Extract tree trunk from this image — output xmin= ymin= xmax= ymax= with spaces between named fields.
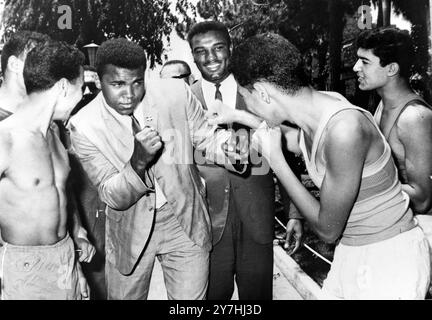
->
xmin=382 ymin=0 xmax=391 ymax=26
xmin=377 ymin=0 xmax=383 ymax=27
xmin=328 ymin=0 xmax=344 ymax=91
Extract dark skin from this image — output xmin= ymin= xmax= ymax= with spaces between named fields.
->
xmin=99 ymin=64 xmax=162 ymax=180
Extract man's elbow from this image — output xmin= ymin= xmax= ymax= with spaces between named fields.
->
xmin=316 ymin=229 xmax=341 ymax=244
xmin=99 ymin=186 xmax=134 ymax=211
xmin=412 ymin=198 xmax=432 ymax=215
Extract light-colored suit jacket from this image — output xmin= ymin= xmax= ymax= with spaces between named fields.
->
xmin=69 ymin=78 xmax=238 ymax=275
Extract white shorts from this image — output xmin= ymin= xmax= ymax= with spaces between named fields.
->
xmin=415 ymin=215 xmax=432 ymax=255
xmin=321 ymin=226 xmax=430 ymax=300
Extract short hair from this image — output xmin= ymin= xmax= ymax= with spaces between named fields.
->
xmin=162 ymin=60 xmax=191 ymax=71
xmin=356 ymin=27 xmax=414 ymax=79
xmin=24 ymin=40 xmax=85 ymax=94
xmin=187 ymin=21 xmax=231 ymax=48
xmin=1 ymin=30 xmax=51 ymax=78
xmin=160 ymin=60 xmax=191 ymax=76
xmin=231 ymin=32 xmax=309 ymax=95
xmin=95 ymin=38 xmax=146 ymax=77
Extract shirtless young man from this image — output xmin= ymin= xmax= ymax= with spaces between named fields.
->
xmin=209 ymin=33 xmax=430 ymax=299
xmin=0 ymin=40 xmax=86 ymax=299
xmin=353 ymin=27 xmax=432 ymax=240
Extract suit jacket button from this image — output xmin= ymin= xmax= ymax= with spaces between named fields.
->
xmin=224 ymin=186 xmax=229 ymax=193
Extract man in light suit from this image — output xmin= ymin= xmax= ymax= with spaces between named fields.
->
xmin=188 ymin=21 xmax=303 ymax=300
xmin=69 ymin=38 xmax=245 ymax=300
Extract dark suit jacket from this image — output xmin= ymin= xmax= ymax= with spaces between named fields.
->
xmin=192 ymin=79 xmax=279 ymax=245
xmin=69 ymin=79 xmax=241 ymax=275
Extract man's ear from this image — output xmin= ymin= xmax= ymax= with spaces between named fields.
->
xmin=253 ymin=82 xmax=271 ymax=104
xmin=57 ymin=78 xmax=69 ymax=97
xmin=7 ymin=55 xmax=24 ymax=74
xmin=387 ymin=62 xmax=400 ymax=77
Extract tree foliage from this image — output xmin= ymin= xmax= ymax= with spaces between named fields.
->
xmin=2 ymin=0 xmax=190 ymax=67
xmin=194 ymin=0 xmax=363 ymax=90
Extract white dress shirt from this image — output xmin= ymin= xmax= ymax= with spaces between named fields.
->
xmin=201 ymin=74 xmax=238 ymax=111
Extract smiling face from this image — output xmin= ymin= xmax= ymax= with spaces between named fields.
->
xmin=191 ymin=30 xmax=231 ymax=83
xmin=100 ymin=64 xmax=145 ymax=116
xmin=353 ymin=48 xmax=390 ymax=91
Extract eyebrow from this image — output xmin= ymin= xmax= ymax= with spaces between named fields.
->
xmin=357 ymin=54 xmax=371 ymax=62
xmin=193 ymin=41 xmax=228 ymax=51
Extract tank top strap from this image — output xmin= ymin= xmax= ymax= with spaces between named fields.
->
xmin=377 ymin=93 xmax=430 ymax=139
xmin=310 ymin=102 xmax=385 ymax=166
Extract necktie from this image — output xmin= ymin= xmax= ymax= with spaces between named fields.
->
xmin=215 ymin=83 xmax=223 ymax=102
xmin=130 ymin=114 xmax=141 ymax=134
xmin=130 ymin=114 xmax=155 ymax=190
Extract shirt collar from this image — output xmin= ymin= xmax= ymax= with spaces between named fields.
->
xmin=201 ymin=73 xmax=236 ymax=91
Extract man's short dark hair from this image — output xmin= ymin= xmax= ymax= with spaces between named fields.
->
xmin=24 ymin=41 xmax=85 ymax=94
xmin=231 ymin=32 xmax=309 ymax=95
xmin=1 ymin=30 xmax=51 ymax=78
xmin=95 ymin=38 xmax=146 ymax=77
xmin=187 ymin=21 xmax=231 ymax=48
xmin=356 ymin=27 xmax=414 ymax=79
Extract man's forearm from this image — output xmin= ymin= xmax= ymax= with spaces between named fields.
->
xmin=130 ymin=140 xmax=152 ymax=180
xmin=234 ymin=109 xmax=262 ymax=129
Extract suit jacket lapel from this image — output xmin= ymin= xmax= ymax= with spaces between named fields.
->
xmin=98 ymin=95 xmax=134 ymax=168
xmin=192 ymin=79 xmax=208 ymax=110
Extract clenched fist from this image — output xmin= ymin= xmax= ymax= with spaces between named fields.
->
xmin=134 ymin=126 xmax=163 ymax=161
xmin=130 ymin=126 xmax=163 ymax=177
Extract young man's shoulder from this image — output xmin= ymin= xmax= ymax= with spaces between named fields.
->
xmin=397 ymin=102 xmax=432 ymax=132
xmin=325 ymin=110 xmax=370 ymax=149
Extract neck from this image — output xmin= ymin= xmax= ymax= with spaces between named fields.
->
xmin=18 ymin=90 xmax=59 ymax=137
xmin=376 ymin=77 xmax=413 ymax=109
xmin=277 ymin=87 xmax=324 ymax=138
xmin=0 ymin=78 xmax=27 ymax=113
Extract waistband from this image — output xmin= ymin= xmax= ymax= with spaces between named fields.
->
xmin=340 ymin=216 xmax=416 ymax=246
xmin=0 ymin=233 xmax=72 ymax=252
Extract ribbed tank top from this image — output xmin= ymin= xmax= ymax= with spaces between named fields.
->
xmin=299 ymin=93 xmax=415 ymax=246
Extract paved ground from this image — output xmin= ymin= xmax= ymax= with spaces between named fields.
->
xmin=147 ymin=256 xmax=303 ymax=300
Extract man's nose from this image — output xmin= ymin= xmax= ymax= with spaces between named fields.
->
xmin=353 ymin=59 xmax=361 ymax=72
xmin=206 ymin=49 xmax=217 ymax=62
xmin=123 ymin=85 xmax=135 ymax=98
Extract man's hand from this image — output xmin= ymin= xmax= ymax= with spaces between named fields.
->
xmin=206 ymin=100 xmax=240 ymax=125
xmin=134 ymin=126 xmax=163 ymax=163
xmin=130 ymin=126 xmax=163 ymax=176
xmin=284 ymin=219 xmax=303 ymax=255
xmin=75 ymin=238 xmax=96 ymax=263
xmin=76 ymin=262 xmax=90 ymax=300
xmin=73 ymin=227 xmax=96 ymax=263
xmin=251 ymin=124 xmax=284 ymax=165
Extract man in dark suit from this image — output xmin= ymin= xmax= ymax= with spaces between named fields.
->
xmin=188 ymin=21 xmax=303 ymax=300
